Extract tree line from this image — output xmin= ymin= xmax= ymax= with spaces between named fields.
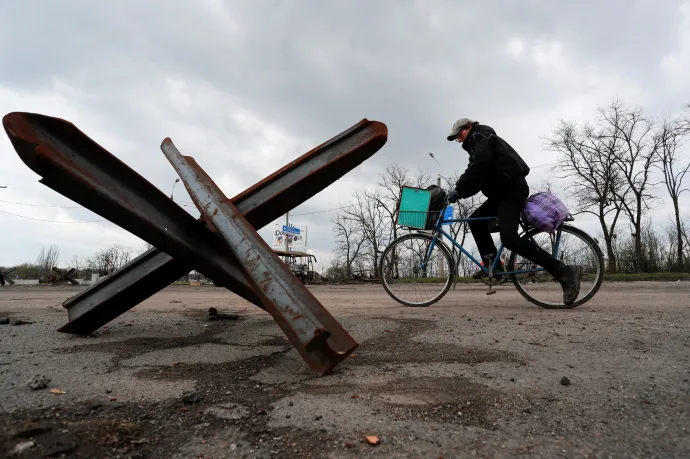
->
xmin=0 ymin=242 xmax=212 ymax=284
xmin=0 ymin=243 xmax=145 ymax=281
xmin=327 ymin=99 xmax=690 ymax=280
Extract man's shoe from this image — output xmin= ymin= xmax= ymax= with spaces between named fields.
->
xmin=473 ymin=255 xmax=505 ymax=279
xmin=559 ymin=265 xmax=583 ymax=305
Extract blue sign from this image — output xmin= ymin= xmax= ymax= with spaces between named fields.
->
xmin=441 ymin=206 xmax=454 ymax=225
xmin=282 ymin=225 xmax=300 ymax=235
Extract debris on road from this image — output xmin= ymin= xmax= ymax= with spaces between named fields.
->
xmin=182 ymin=392 xmax=203 ymax=404
xmin=10 ymin=318 xmax=32 ymax=326
xmin=208 ymin=307 xmax=240 ymax=321
xmin=26 ymin=375 xmax=51 ymax=390
xmin=49 ymin=388 xmax=66 ymax=394
xmin=560 ymin=376 xmax=571 ymax=386
xmin=0 ymin=317 xmax=10 ymax=325
xmin=13 ymin=440 xmax=35 ymax=454
xmin=365 ymin=435 xmax=380 ymax=446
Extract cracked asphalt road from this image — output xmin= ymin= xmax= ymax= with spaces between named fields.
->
xmin=1 ymin=282 xmax=689 ymax=458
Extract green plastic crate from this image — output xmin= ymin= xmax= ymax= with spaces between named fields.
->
xmin=397 ymin=186 xmax=431 ymax=229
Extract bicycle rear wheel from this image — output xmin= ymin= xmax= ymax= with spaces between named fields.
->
xmin=379 ymin=233 xmax=455 ymax=307
xmin=507 ymin=224 xmax=604 ymax=309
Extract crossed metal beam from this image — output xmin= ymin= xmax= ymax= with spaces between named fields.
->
xmin=52 ymin=267 xmax=80 ymax=285
xmin=2 ymin=112 xmax=388 ymax=375
xmin=0 ymin=267 xmax=16 ymax=286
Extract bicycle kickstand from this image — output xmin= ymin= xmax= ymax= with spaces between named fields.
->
xmin=486 ymin=266 xmax=497 ymax=296
xmin=487 ymin=279 xmax=496 ymax=295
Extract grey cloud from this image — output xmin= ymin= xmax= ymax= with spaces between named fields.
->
xmin=1 ymin=0 xmax=688 ymax=266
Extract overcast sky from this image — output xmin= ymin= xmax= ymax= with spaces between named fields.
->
xmin=1 ymin=0 xmax=690 ymax=272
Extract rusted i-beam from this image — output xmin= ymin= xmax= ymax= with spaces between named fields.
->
xmin=2 ymin=112 xmax=387 ymax=333
xmin=3 ymin=111 xmax=387 ymax=374
xmin=52 ymin=267 xmax=80 ymax=285
xmin=162 ymin=138 xmax=357 ymax=374
xmin=0 ymin=267 xmax=16 ymax=286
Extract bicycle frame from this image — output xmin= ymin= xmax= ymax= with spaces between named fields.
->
xmin=420 ymin=212 xmax=562 ymax=277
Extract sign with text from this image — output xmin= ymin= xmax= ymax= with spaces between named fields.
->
xmin=273 ymin=224 xmax=307 ymax=251
xmin=282 ymin=225 xmax=300 ymax=235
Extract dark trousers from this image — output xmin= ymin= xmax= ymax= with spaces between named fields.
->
xmin=468 ymin=180 xmax=564 ymax=277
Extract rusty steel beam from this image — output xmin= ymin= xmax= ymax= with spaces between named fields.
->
xmin=162 ymin=138 xmax=357 ymax=374
xmin=3 ymin=112 xmax=265 ymax=311
xmin=0 ymin=267 xmax=16 ymax=286
xmin=57 ymin=118 xmax=387 ymax=335
xmin=2 ymin=112 xmax=387 ymax=335
xmin=52 ymin=267 xmax=80 ymax=285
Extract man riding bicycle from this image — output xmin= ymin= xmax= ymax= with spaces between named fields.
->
xmin=446 ymin=118 xmax=583 ymax=305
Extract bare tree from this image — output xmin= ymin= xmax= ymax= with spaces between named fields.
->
xmin=88 ymin=245 xmax=134 ymax=276
xmin=68 ymin=255 xmax=83 ymax=278
xmin=36 ymin=245 xmax=60 ymax=280
xmin=544 ymin=117 xmax=626 ymax=273
xmin=599 ymin=100 xmax=661 ymax=273
xmin=332 ymin=214 xmax=366 ymax=278
xmin=340 ymin=190 xmax=390 ymax=277
xmin=654 ymin=112 xmax=690 ymax=270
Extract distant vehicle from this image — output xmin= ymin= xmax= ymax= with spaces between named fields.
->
xmin=274 ymin=250 xmax=318 ymax=284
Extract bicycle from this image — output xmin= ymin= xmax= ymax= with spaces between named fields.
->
xmin=378 ymin=187 xmax=604 ymax=309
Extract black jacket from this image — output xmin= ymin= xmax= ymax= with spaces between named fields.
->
xmin=453 ymin=124 xmax=530 ymax=199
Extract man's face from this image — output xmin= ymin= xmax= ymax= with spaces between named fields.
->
xmin=455 ymin=125 xmax=471 ymax=143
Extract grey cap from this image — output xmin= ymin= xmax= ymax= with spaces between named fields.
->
xmin=446 ymin=117 xmax=477 ymax=141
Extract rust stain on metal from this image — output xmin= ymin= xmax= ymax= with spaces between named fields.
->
xmin=2 ymin=111 xmax=385 ymax=375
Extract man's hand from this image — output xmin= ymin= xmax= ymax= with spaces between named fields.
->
xmin=448 ymin=188 xmax=459 ymax=203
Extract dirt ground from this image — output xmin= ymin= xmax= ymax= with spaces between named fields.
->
xmin=0 ymin=281 xmax=689 ymax=458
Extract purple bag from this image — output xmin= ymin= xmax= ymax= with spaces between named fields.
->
xmin=522 ymin=192 xmax=569 ymax=233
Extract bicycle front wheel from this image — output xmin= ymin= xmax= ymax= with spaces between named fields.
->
xmin=507 ymin=224 xmax=604 ymax=309
xmin=379 ymin=233 xmax=455 ymax=307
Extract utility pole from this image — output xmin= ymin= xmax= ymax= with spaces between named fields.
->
xmin=284 ymin=211 xmax=289 ymax=252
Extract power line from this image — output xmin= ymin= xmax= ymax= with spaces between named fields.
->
xmin=290 ymin=206 xmax=347 ymax=216
xmin=531 ymin=162 xmax=558 ymax=169
xmin=0 ymin=198 xmax=83 ymax=208
xmin=0 ymin=207 xmax=107 ymax=223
